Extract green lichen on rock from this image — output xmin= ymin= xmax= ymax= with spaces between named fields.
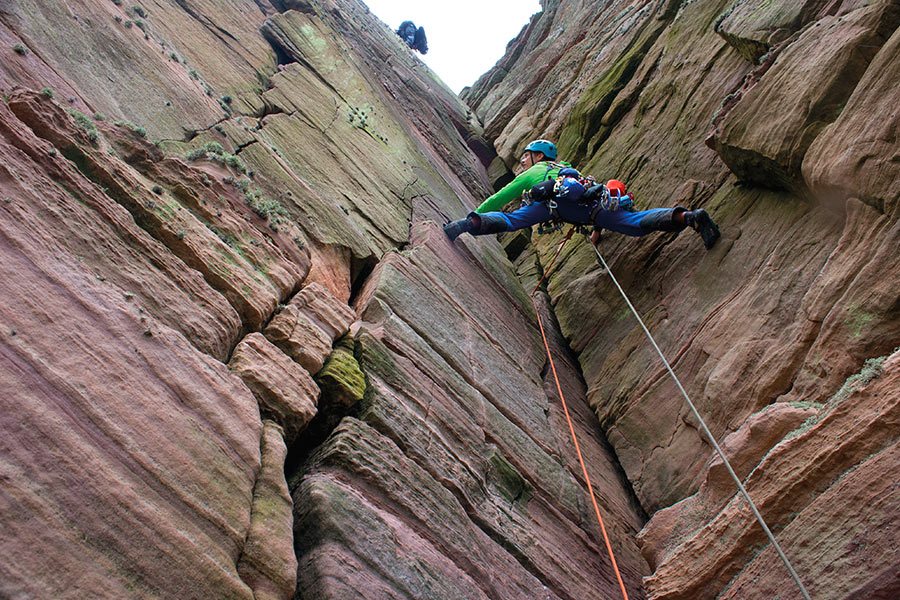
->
xmin=316 ymin=336 xmax=366 ymax=409
xmin=786 ymin=348 xmax=896 ymax=439
xmin=557 ymin=26 xmax=658 ymax=163
xmin=355 ymin=331 xmax=402 ymax=394
xmin=488 ymin=450 xmax=532 ymax=506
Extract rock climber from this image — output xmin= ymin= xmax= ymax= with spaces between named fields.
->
xmin=442 ymin=139 xmax=720 ymax=249
xmin=397 ymin=21 xmax=428 ymax=55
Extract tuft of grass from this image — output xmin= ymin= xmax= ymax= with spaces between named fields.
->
xmin=184 ymin=141 xmax=246 ymax=173
xmin=40 ymin=87 xmax=54 ymax=99
xmin=227 ymin=178 xmax=288 ymax=231
xmin=13 ymin=44 xmax=28 ymax=56
xmin=218 ymin=95 xmax=233 ymax=114
xmin=249 ymin=195 xmax=288 ymax=230
xmin=124 ymin=20 xmax=133 ymax=28
xmin=132 ymin=5 xmax=147 ymax=18
xmin=785 ymin=349 xmax=896 ymax=440
xmin=68 ymin=109 xmax=100 ymax=143
xmin=223 ymin=154 xmax=244 ymax=171
xmin=184 ymin=141 xmax=224 ymax=159
xmin=113 ymin=120 xmax=147 ymax=137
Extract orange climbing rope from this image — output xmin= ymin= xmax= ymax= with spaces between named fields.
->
xmin=528 ymin=227 xmax=810 ymax=600
xmin=531 ymin=228 xmax=630 ymax=600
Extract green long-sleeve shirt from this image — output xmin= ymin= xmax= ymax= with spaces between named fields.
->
xmin=475 ymin=160 xmax=571 ymax=214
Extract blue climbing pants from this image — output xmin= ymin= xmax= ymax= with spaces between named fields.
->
xmin=489 ymin=202 xmax=684 ymax=237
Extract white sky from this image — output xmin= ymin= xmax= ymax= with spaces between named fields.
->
xmin=363 ymin=0 xmax=543 ymax=93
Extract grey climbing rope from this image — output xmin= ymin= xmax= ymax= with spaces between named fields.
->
xmin=591 ymin=242 xmax=812 ymax=600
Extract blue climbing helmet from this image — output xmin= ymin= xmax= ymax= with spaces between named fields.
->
xmin=523 ymin=139 xmax=558 ymax=161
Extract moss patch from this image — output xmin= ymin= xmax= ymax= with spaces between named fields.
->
xmin=557 ymin=24 xmax=661 ymax=163
xmin=488 ymin=450 xmax=532 ymax=506
xmin=316 ymin=336 xmax=366 ymax=409
xmin=356 ymin=331 xmax=403 ymax=393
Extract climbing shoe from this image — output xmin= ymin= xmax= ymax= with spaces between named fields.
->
xmin=685 ymin=209 xmax=720 ymax=249
xmin=475 ymin=213 xmax=509 ymax=235
xmin=443 ymin=217 xmax=472 ymax=241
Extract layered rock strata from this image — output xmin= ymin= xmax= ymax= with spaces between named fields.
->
xmin=295 ymin=223 xmax=649 ymax=599
xmin=0 ymin=0 xmax=652 ymax=598
xmin=2 ymin=0 xmax=897 ymax=597
xmin=466 ymin=0 xmax=899 ymax=597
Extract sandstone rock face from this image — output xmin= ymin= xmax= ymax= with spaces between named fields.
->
xmin=0 ymin=233 xmax=264 ymax=598
xmin=265 ymin=305 xmax=334 ymax=374
xmin=712 ymin=1 xmax=900 ymax=191
xmin=0 ymin=0 xmax=525 ymax=598
xmin=0 ymin=96 xmax=241 ymax=361
xmin=2 ymin=0 xmax=897 ymax=597
xmin=645 ymin=351 xmax=900 ymax=599
xmin=468 ymin=0 xmax=899 ymax=597
xmin=803 ymin=22 xmax=900 ymax=212
xmin=237 ymin=420 xmax=298 ymax=600
xmin=296 ymin=222 xmax=649 ymax=599
xmin=714 ymin=0 xmax=861 ymax=62
xmin=229 ymin=333 xmax=319 ymax=444
xmin=636 ymin=402 xmax=818 ymax=570
xmin=290 ymin=282 xmax=356 ymax=340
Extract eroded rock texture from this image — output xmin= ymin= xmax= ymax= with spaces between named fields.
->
xmin=296 ymin=223 xmax=648 ymax=599
xmin=1 ymin=0 xmax=651 ymax=597
xmin=2 ymin=0 xmax=897 ymax=598
xmin=466 ymin=0 xmax=899 ymax=597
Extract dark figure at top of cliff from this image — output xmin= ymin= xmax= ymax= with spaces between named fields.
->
xmin=397 ymin=21 xmax=428 ymax=54
xmin=442 ymin=139 xmax=720 ymax=249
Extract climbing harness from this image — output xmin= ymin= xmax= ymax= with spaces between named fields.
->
xmin=530 ymin=228 xmax=631 ymax=600
xmin=530 ymin=231 xmax=813 ymax=600
xmin=525 ymin=169 xmax=636 ymax=237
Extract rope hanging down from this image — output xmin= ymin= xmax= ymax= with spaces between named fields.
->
xmin=530 ymin=231 xmax=631 ymax=600
xmin=590 ymin=242 xmax=812 ymax=600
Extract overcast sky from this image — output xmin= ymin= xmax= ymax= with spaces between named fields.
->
xmin=363 ymin=0 xmax=543 ymax=93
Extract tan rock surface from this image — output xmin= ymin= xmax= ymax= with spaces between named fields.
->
xmin=236 ymin=421 xmax=298 ymax=600
xmin=288 ymin=282 xmax=355 ymax=340
xmin=229 ymin=333 xmax=319 ymax=444
xmin=0 ymin=0 xmax=504 ymax=597
xmin=0 ymin=0 xmax=265 ymax=139
xmin=645 ymin=351 xmax=900 ymax=599
xmin=468 ymin=0 xmax=899 ymax=596
xmin=0 ymin=93 xmax=240 ymax=360
xmin=7 ymin=89 xmax=303 ymax=333
xmin=0 ymin=231 xmax=263 ymax=598
xmin=264 ymin=304 xmax=333 ymax=374
xmin=637 ymin=403 xmax=818 ymax=569
xmin=803 ymin=23 xmax=900 ymax=212
xmin=295 ymin=222 xmax=651 ymax=598
xmin=712 ymin=2 xmax=900 ymax=191
xmin=2 ymin=0 xmax=897 ymax=597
